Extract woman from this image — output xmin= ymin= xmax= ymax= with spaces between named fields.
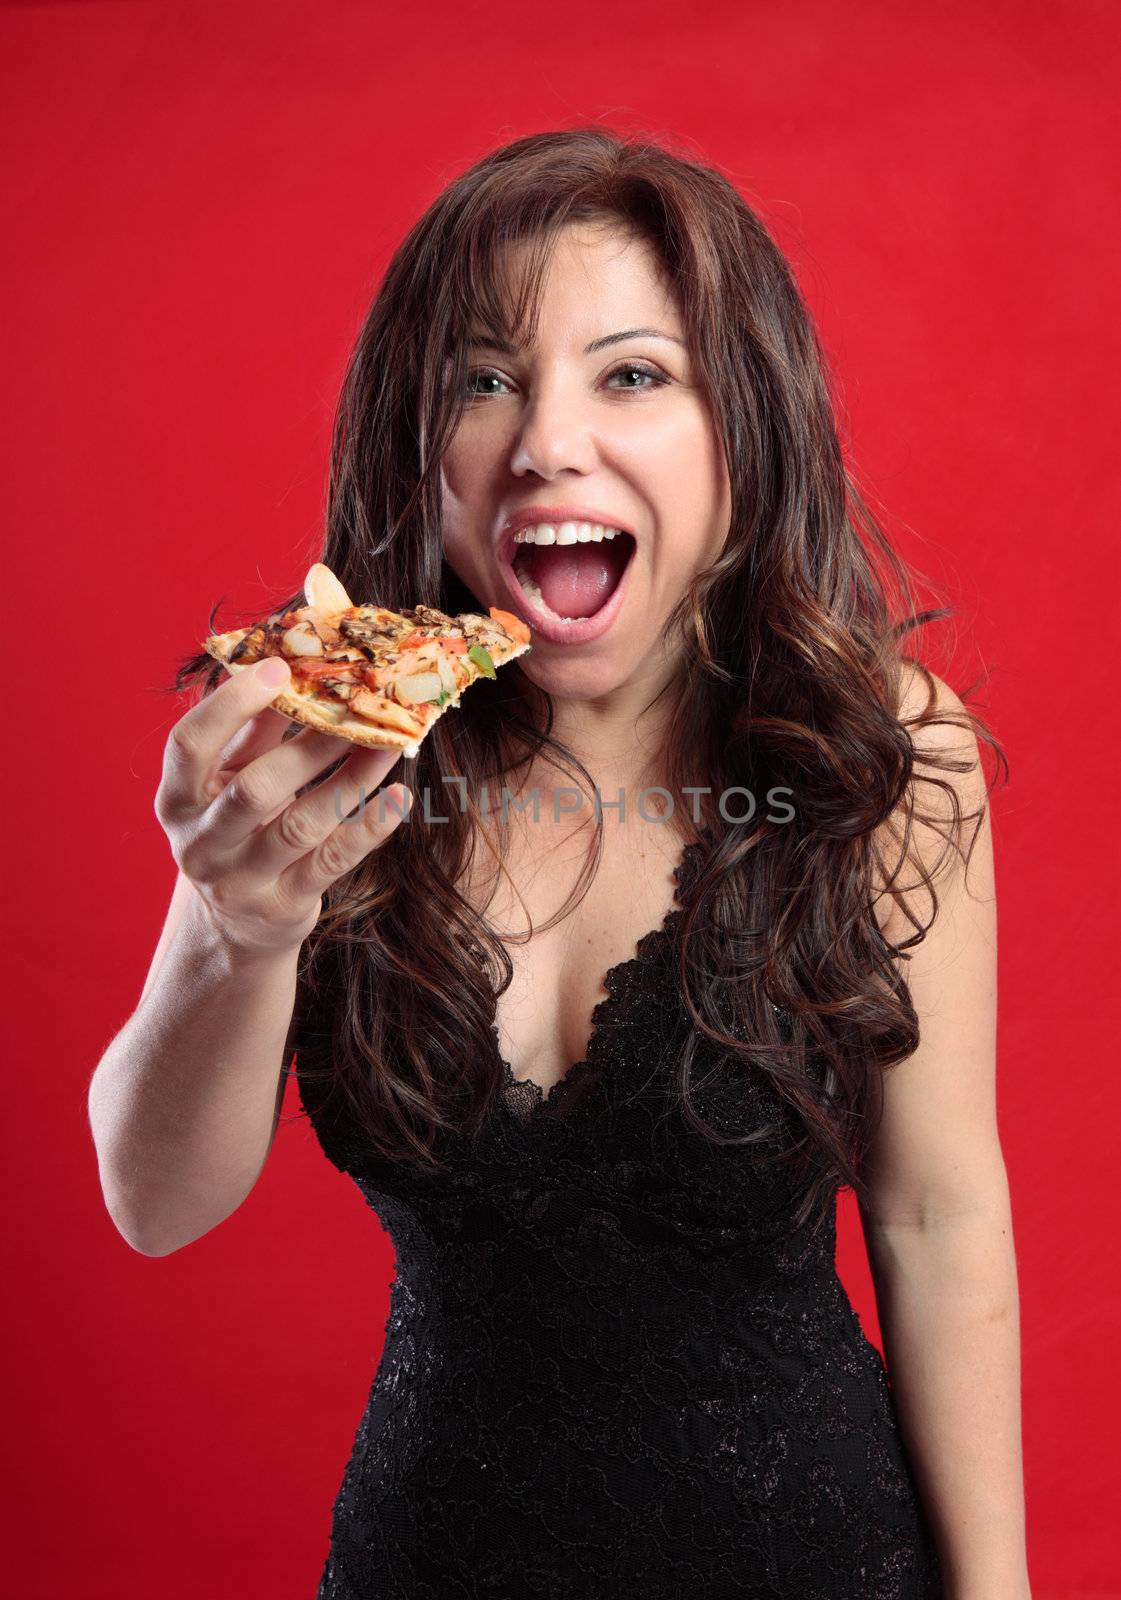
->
xmin=92 ymin=130 xmax=1029 ymax=1596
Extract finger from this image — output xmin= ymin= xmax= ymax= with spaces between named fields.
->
xmin=201 ymin=734 xmax=403 ymax=862
xmin=246 ymin=745 xmax=406 ymax=875
xmin=280 ymin=780 xmax=412 ymax=905
xmin=160 ymin=658 xmax=295 ymax=819
xmin=211 ymin=709 xmax=344 ymax=796
xmin=215 ymin=704 xmax=294 ymax=775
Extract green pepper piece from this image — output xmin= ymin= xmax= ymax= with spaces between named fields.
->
xmin=467 ymin=643 xmax=496 ymax=680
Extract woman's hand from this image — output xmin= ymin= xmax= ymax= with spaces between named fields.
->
xmin=154 ymin=658 xmax=411 ymax=956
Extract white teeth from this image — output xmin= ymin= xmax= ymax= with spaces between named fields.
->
xmin=513 ymin=521 xmax=624 ymax=545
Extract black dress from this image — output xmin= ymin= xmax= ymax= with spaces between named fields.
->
xmin=296 ymin=839 xmax=945 ymax=1598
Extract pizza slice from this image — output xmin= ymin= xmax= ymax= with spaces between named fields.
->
xmin=203 ymin=562 xmax=532 ymax=758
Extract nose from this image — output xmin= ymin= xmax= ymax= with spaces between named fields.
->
xmin=508 ymin=378 xmax=598 ymax=480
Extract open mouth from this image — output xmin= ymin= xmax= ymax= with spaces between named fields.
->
xmin=511 ymin=532 xmax=636 ymax=624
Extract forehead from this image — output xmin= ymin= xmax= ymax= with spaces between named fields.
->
xmin=474 ymin=222 xmax=682 ymax=341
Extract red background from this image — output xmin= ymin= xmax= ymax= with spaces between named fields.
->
xmin=3 ymin=1 xmax=1117 ymax=1594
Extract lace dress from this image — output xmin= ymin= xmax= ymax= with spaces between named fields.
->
xmin=295 ymin=840 xmax=945 ymax=1598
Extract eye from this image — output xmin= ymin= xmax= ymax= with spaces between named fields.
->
xmin=604 ymin=361 xmax=670 ymax=391
xmin=464 ymin=368 xmax=513 ymax=397
xmin=463 ymin=361 xmax=672 ymax=399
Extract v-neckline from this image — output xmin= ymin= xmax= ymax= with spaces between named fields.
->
xmin=492 ymin=836 xmax=705 ymax=1128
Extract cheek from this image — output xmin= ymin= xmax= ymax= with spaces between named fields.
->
xmin=438 ymin=460 xmax=471 ymax=568
xmin=439 ymin=511 xmax=476 ymax=578
xmin=439 ymin=439 xmax=482 ymax=519
xmin=440 ymin=424 xmax=503 ymax=531
xmin=622 ymin=406 xmax=720 ymax=488
xmin=440 ymin=437 xmax=470 ymax=499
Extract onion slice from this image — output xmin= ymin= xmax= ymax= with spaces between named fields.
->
xmin=304 ymin=562 xmax=352 ymax=619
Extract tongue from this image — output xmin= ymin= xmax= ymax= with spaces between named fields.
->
xmin=524 ymin=539 xmax=631 ymax=619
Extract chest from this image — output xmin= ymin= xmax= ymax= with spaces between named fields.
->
xmin=462 ymin=825 xmax=687 ymax=1099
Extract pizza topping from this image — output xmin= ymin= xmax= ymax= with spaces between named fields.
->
xmin=303 ymin=562 xmax=354 ymax=619
xmin=228 ymin=624 xmax=268 ymax=664
xmin=467 ymin=643 xmax=496 ymax=679
xmin=205 ymin=562 xmax=532 ymax=748
xmin=488 ymin=607 xmax=531 ymax=645
xmin=290 ymin=657 xmax=361 ymax=681
xmin=349 ymin=688 xmax=425 ymax=735
xmin=394 ymin=671 xmax=444 ymax=706
xmin=282 ymin=622 xmax=325 ymax=656
xmin=338 ymin=614 xmax=409 ymax=655
xmin=233 ymin=609 xmax=501 ymax=718
xmin=396 ymin=629 xmax=435 ymax=651
xmin=404 ymin=603 xmax=460 ymax=630
xmin=293 ymin=606 xmax=343 ymax=647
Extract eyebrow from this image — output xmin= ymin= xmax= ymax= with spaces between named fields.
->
xmin=467 ymin=326 xmax=685 ymax=355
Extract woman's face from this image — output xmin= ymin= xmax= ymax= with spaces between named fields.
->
xmin=440 ymin=220 xmax=731 ymax=701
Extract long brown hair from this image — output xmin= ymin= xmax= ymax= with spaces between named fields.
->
xmin=171 ymin=127 xmax=1006 ymax=1229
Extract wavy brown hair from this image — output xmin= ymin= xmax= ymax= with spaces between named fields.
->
xmin=171 ymin=127 xmax=1006 ymax=1230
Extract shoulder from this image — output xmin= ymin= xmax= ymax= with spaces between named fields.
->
xmin=896 ymin=657 xmax=983 ymax=776
xmin=871 ymin=659 xmax=993 ymax=941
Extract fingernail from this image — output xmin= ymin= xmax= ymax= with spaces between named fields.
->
xmin=257 ymin=657 xmax=289 ymax=685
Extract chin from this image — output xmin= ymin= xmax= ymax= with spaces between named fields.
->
xmin=517 ymin=649 xmax=644 ymax=703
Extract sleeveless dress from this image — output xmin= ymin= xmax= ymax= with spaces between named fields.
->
xmin=296 ymin=839 xmax=945 ymax=1598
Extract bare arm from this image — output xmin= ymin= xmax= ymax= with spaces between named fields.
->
xmin=88 ymin=657 xmax=410 ymax=1256
xmin=861 ymin=669 xmax=1029 ymax=1598
xmin=862 ymin=1177 xmax=1024 ymax=1599
xmin=88 ymin=873 xmax=303 ymax=1256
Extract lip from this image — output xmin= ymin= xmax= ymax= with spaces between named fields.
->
xmin=494 ymin=506 xmax=638 ymax=646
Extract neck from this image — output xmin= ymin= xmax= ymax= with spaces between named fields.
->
xmin=509 ymin=652 xmax=688 ymax=835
